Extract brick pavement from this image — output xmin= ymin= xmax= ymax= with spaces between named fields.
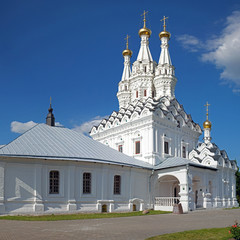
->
xmin=0 ymin=209 xmax=239 ymax=240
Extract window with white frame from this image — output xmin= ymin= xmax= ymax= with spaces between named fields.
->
xmin=114 ymin=175 xmax=121 ymax=194
xmin=49 ymin=170 xmax=59 ymax=194
xmin=182 ymin=146 xmax=186 ymax=158
xmin=135 ymin=141 xmax=140 ymax=154
xmin=118 ymin=145 xmax=123 ymax=153
xmin=83 ymin=172 xmax=91 ymax=194
xmin=164 ymin=141 xmax=169 ymax=154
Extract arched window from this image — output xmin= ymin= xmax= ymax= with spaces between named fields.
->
xmin=49 ymin=171 xmax=59 ymax=194
xmin=83 ymin=172 xmax=91 ymax=194
xmin=136 ymin=91 xmax=138 ymax=98
xmin=114 ymin=175 xmax=121 ymax=194
xmin=144 ymin=89 xmax=147 ymax=97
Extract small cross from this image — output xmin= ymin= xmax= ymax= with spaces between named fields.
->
xmin=204 ymin=101 xmax=210 ymax=119
xmin=50 ymin=96 xmax=52 ymax=107
xmin=160 ymin=16 xmax=169 ymax=31
xmin=124 ymin=35 xmax=130 ymax=49
xmin=141 ymin=10 xmax=148 ymax=27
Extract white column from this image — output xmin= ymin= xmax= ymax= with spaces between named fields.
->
xmin=0 ymin=162 xmax=5 ymax=213
xmin=68 ymin=165 xmax=77 ymax=211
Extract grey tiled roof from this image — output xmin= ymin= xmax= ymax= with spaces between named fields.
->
xmin=154 ymin=157 xmax=217 ymax=170
xmin=0 ymin=124 xmax=215 ymax=171
xmin=0 ymin=124 xmax=153 ymax=169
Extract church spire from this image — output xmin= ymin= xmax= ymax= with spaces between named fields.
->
xmin=121 ymin=35 xmax=132 ymax=81
xmin=203 ymin=102 xmax=212 ymax=144
xmin=158 ymin=16 xmax=172 ymax=65
xmin=46 ymin=97 xmax=55 ymax=127
xmin=153 ymin=16 xmax=177 ymax=100
xmin=137 ymin=10 xmax=153 ymax=62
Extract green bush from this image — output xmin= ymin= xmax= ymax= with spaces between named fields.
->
xmin=229 ymin=222 xmax=240 ymax=240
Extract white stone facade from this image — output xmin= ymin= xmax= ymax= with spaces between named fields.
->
xmin=0 ymin=18 xmax=238 ymax=215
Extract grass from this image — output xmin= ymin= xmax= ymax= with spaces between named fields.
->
xmin=146 ymin=228 xmax=231 ymax=240
xmin=224 ymin=206 xmax=240 ymax=210
xmin=0 ymin=210 xmax=170 ymax=221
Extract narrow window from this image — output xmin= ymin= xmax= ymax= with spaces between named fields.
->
xmin=135 ymin=141 xmax=140 ymax=154
xmin=144 ymin=89 xmax=147 ymax=97
xmin=114 ymin=175 xmax=121 ymax=194
xmin=144 ymin=66 xmax=147 ymax=72
xmin=152 ymin=91 xmax=155 ymax=97
xmin=177 ymin=120 xmax=180 ymax=128
xmin=182 ymin=146 xmax=186 ymax=158
xmin=125 ymin=85 xmax=127 ymax=91
xmin=118 ymin=145 xmax=123 ymax=153
xmin=164 ymin=141 xmax=169 ymax=154
xmin=49 ymin=171 xmax=59 ymax=194
xmin=136 ymin=91 xmax=138 ymax=98
xmin=83 ymin=172 xmax=91 ymax=194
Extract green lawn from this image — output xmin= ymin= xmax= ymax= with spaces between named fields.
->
xmin=0 ymin=210 xmax=170 ymax=221
xmin=146 ymin=228 xmax=231 ymax=240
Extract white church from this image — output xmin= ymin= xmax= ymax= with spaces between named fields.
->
xmin=0 ymin=15 xmax=238 ymax=215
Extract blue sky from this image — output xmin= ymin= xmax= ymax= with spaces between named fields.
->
xmin=0 ymin=0 xmax=240 ymax=165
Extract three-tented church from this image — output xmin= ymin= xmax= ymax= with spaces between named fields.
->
xmin=0 ymin=15 xmax=238 ymax=215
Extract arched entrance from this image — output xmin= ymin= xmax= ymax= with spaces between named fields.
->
xmin=154 ymin=175 xmax=180 ymax=211
xmin=192 ymin=176 xmax=203 ymax=209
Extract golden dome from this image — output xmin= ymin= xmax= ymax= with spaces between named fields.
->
xmin=122 ymin=35 xmax=132 ymax=57
xmin=122 ymin=49 xmax=133 ymax=57
xmin=159 ymin=30 xmax=171 ymax=39
xmin=138 ymin=27 xmax=152 ymax=37
xmin=203 ymin=119 xmax=212 ymax=129
xmin=159 ymin=16 xmax=170 ymax=39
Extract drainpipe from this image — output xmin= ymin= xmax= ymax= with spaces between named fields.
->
xmin=149 ymin=169 xmax=154 ymax=209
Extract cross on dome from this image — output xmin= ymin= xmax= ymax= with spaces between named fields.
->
xmin=160 ymin=16 xmax=168 ymax=31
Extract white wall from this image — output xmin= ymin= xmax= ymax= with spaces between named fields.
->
xmin=0 ymin=157 xmax=151 ymax=214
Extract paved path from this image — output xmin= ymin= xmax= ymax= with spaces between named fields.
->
xmin=0 ymin=209 xmax=239 ymax=240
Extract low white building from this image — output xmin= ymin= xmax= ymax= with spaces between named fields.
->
xmin=0 ymin=15 xmax=238 ymax=215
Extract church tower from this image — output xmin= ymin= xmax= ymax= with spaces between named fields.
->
xmin=203 ymin=102 xmax=212 ymax=144
xmin=46 ymin=97 xmax=55 ymax=127
xmin=117 ymin=35 xmax=132 ymax=109
xmin=154 ymin=16 xmax=177 ymax=99
xmin=117 ymin=11 xmax=157 ymax=109
xmin=91 ymin=14 xmax=202 ymax=166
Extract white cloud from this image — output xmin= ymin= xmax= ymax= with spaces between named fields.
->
xmin=73 ymin=116 xmax=108 ymax=135
xmin=176 ymin=34 xmax=204 ymax=52
xmin=55 ymin=122 xmax=63 ymax=127
xmin=177 ymin=11 xmax=240 ymax=89
xmin=11 ymin=121 xmax=38 ymax=134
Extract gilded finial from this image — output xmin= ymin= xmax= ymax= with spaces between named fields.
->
xmin=138 ymin=10 xmax=151 ymax=37
xmin=122 ymin=35 xmax=132 ymax=57
xmin=141 ymin=10 xmax=148 ymax=28
xmin=159 ymin=16 xmax=171 ymax=39
xmin=204 ymin=101 xmax=210 ymax=120
xmin=160 ymin=16 xmax=168 ymax=32
xmin=203 ymin=101 xmax=212 ymax=129
xmin=125 ymin=34 xmax=130 ymax=50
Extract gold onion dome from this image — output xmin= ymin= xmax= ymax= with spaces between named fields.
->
xmin=122 ymin=48 xmax=132 ymax=57
xmin=138 ymin=10 xmax=151 ymax=37
xmin=203 ymin=102 xmax=211 ymax=129
xmin=138 ymin=27 xmax=152 ymax=37
xmin=203 ymin=119 xmax=212 ymax=129
xmin=159 ymin=16 xmax=171 ymax=39
xmin=159 ymin=30 xmax=171 ymax=39
xmin=122 ymin=35 xmax=132 ymax=57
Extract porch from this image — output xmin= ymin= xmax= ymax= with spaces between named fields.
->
xmin=154 ymin=197 xmax=180 ymax=211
